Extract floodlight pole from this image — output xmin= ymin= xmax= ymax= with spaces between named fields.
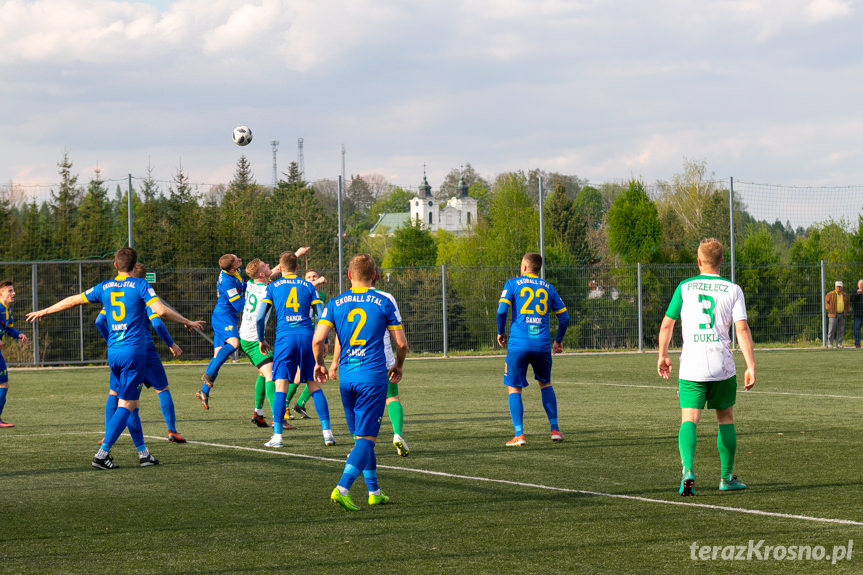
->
xmin=337 ymin=175 xmax=344 ymax=293
xmin=128 ymin=174 xmax=134 ymax=248
xmin=538 ymin=176 xmax=545 ymax=279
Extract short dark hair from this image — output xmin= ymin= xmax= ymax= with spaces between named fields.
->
xmin=522 ymin=252 xmax=542 ymax=274
xmin=0 ymin=279 xmax=12 ymax=291
xmin=130 ymin=263 xmax=147 ymax=279
xmin=349 ymin=253 xmax=376 ymax=282
xmin=279 ymin=251 xmax=298 ymax=273
xmin=218 ymin=254 xmax=236 ymax=271
xmin=115 ymin=247 xmax=138 ymax=273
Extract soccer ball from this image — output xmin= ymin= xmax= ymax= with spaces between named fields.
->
xmin=232 ymin=126 xmax=253 ymax=146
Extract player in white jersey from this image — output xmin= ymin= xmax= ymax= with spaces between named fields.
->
xmin=658 ymin=238 xmax=756 ymax=496
xmin=239 ymin=259 xmax=295 ymax=430
xmin=328 ymin=267 xmax=410 ymax=456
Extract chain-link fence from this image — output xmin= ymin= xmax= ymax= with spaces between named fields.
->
xmin=2 ymin=260 xmax=858 ymax=367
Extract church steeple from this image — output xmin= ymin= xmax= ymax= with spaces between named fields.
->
xmin=418 ymin=165 xmax=432 ymax=198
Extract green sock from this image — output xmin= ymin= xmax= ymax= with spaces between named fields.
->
xmin=387 ymin=400 xmax=404 ymax=436
xmin=265 ymin=380 xmax=276 ymax=413
xmin=254 ymin=376 xmax=266 ymax=410
xmin=285 ymin=383 xmax=300 ymax=404
xmin=678 ymin=421 xmax=697 ymax=471
xmin=297 ymin=386 xmax=312 ymax=408
xmin=717 ymin=423 xmax=737 ymax=479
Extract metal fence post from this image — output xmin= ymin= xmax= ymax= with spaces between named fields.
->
xmin=31 ymin=263 xmax=39 ymax=365
xmin=821 ymin=260 xmax=827 ymax=347
xmin=442 ymin=264 xmax=448 ymax=357
xmin=637 ymin=263 xmax=643 ymax=352
xmin=78 ymin=262 xmax=84 ymax=361
xmin=538 ymin=176 xmax=545 ymax=279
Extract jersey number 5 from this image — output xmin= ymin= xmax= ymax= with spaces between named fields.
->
xmin=110 ymin=292 xmax=125 ymax=321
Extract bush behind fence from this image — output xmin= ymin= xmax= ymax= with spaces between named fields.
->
xmin=2 ymin=260 xmax=857 ymax=366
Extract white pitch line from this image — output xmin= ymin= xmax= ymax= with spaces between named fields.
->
xmin=145 ymin=435 xmax=863 ymax=527
xmin=563 ymin=381 xmax=863 ymax=400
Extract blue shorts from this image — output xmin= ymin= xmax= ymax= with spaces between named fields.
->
xmin=108 ymin=351 xmax=147 ymax=401
xmin=211 ymin=315 xmax=240 ymax=348
xmin=0 ymin=353 xmax=8 ymax=384
xmin=504 ymin=348 xmax=552 ymax=388
xmin=339 ymin=380 xmax=388 ymax=437
xmin=109 ymin=346 xmax=168 ymax=392
xmin=272 ymin=332 xmax=315 ymax=382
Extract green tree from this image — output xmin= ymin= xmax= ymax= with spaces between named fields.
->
xmin=607 ymin=179 xmax=662 ymax=264
xmin=76 ymin=168 xmax=114 ymax=258
xmin=369 ymin=186 xmax=414 ymax=216
xmin=50 ymin=153 xmax=82 ymax=259
xmin=573 ymin=185 xmax=603 ymax=229
xmin=387 ymin=222 xmax=437 ymax=267
xmin=438 ymin=163 xmax=489 ymax=199
xmin=167 ymin=164 xmax=203 ymax=267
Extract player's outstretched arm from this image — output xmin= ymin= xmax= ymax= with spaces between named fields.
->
xmin=735 ymin=319 xmax=756 ymax=390
xmin=657 ymin=316 xmax=675 ymax=379
xmin=148 ymin=300 xmax=204 ymax=332
xmin=328 ymin=338 xmax=341 ymax=380
xmin=388 ymin=329 xmax=408 ymax=384
xmin=312 ymin=322 xmax=331 ymax=382
xmin=26 ymin=294 xmax=87 ymax=322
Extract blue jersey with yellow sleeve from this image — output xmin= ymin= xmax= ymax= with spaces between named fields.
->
xmin=96 ymin=305 xmax=174 ymax=348
xmin=262 ymin=274 xmax=322 ymax=338
xmin=319 ymin=287 xmax=403 ymax=383
xmin=82 ymin=275 xmax=159 ymax=353
xmin=211 ymin=270 xmax=245 ymax=325
xmin=497 ymin=274 xmax=569 ymax=352
xmin=1 ymin=301 xmax=22 ymax=342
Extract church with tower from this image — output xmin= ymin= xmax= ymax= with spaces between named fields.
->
xmin=370 ymin=171 xmax=478 ymax=236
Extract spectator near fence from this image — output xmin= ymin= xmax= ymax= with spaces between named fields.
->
xmin=826 ymin=281 xmax=850 ymax=349
xmin=851 ymin=280 xmax=863 ymax=348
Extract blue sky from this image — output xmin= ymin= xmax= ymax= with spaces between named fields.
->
xmin=2 ymin=0 xmax=862 ymax=207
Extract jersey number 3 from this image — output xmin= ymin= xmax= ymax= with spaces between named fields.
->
xmin=698 ymin=294 xmax=716 ymax=329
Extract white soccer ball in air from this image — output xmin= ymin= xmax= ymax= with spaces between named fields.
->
xmin=232 ymin=126 xmax=253 ymax=146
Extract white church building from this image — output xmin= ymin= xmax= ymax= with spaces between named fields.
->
xmin=370 ymin=173 xmax=478 ymax=236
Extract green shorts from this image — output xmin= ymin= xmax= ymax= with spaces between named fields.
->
xmin=678 ymin=375 xmax=737 ymax=410
xmin=240 ymin=338 xmax=273 ymax=369
xmin=387 ymin=380 xmax=399 ymax=399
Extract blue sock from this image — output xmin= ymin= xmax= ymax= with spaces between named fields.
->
xmin=508 ymin=392 xmax=524 ymax=436
xmin=127 ymin=408 xmax=146 ymax=451
xmin=157 ymin=389 xmax=176 ymax=432
xmin=101 ymin=406 xmax=131 ymax=452
xmin=339 ymin=438 xmax=373 ymax=490
xmin=311 ymin=388 xmax=331 ymax=431
xmin=273 ymin=391 xmax=287 ymax=434
xmin=205 ymin=343 xmax=238 ymax=386
xmin=103 ymin=394 xmax=119 ymax=434
xmin=540 ymin=385 xmax=559 ymax=431
xmin=0 ymin=387 xmax=9 ymax=419
xmin=362 ymin=448 xmax=379 ymax=492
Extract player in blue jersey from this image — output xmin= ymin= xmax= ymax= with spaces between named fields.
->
xmin=27 ymin=248 xmax=204 ymax=469
xmin=197 ymin=253 xmax=245 ymax=410
xmin=258 ymin=251 xmax=334 ymax=447
xmin=313 ymin=253 xmax=408 ymax=511
xmin=95 ymin=263 xmax=187 ymax=444
xmin=0 ymin=280 xmax=30 ymax=428
xmin=497 ymin=252 xmax=570 ymax=447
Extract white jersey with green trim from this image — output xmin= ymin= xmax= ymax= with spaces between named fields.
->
xmin=239 ymin=280 xmax=270 ymax=342
xmin=664 ymin=273 xmax=747 ymax=382
xmin=372 ymin=288 xmax=401 ymax=370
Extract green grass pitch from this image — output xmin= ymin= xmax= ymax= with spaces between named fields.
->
xmin=1 ymin=350 xmax=862 ymax=574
